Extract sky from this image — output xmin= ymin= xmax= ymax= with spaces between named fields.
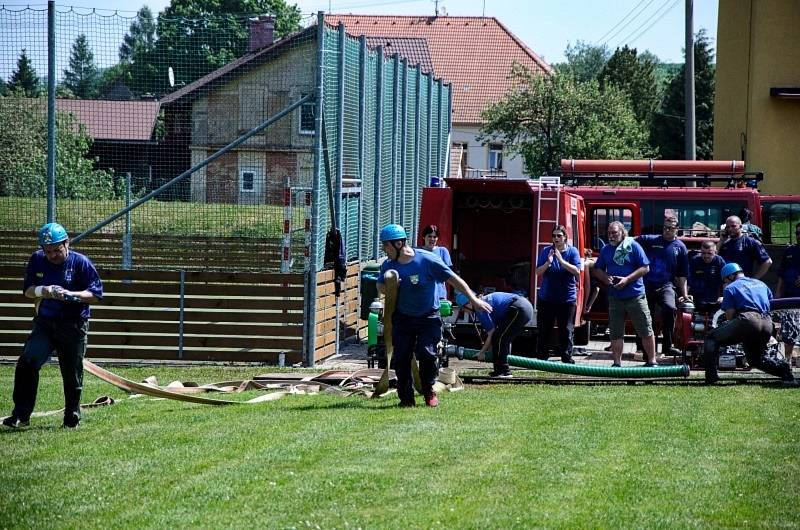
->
xmin=11 ymin=0 xmax=718 ymax=66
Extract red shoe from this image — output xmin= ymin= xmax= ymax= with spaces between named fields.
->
xmin=424 ymin=392 xmax=439 ymax=408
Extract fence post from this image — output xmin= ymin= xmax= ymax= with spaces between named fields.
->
xmin=413 ymin=66 xmax=421 ymax=239
xmin=426 ymin=74 xmax=433 ymax=187
xmin=358 ymin=35 xmax=366 ymax=262
xmin=399 ymin=58 xmax=408 ymax=228
xmin=303 ymin=11 xmax=326 ymax=367
xmin=336 ymin=22 xmax=346 ymax=231
xmin=372 ymin=47 xmax=384 ymax=260
xmin=390 ymin=55 xmax=399 ymax=223
xmin=46 ymin=0 xmax=56 ymax=223
xmin=122 ymin=172 xmax=132 ymax=270
xmin=281 ymin=175 xmax=292 ymax=273
xmin=437 ymin=78 xmax=444 ymax=179
xmin=178 ymin=270 xmax=185 ymax=360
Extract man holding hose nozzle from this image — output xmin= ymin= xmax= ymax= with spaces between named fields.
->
xmin=377 ymin=224 xmax=490 ymax=408
xmin=2 ymin=223 xmax=103 ymax=429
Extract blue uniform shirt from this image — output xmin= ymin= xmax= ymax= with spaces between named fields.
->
xmin=719 ymin=235 xmax=770 ymax=277
xmin=778 ymin=244 xmax=800 ymax=297
xmin=24 ymin=250 xmax=103 ymax=321
xmin=721 ymin=277 xmax=772 ymax=314
xmin=430 ymin=246 xmax=453 ymax=301
xmin=536 ymin=245 xmax=582 ymax=303
xmin=688 ymin=254 xmax=726 ymax=304
xmin=475 ymin=292 xmax=521 ymax=332
xmin=378 ymin=248 xmax=454 ymax=317
xmin=636 ymin=234 xmax=689 ymax=288
xmin=594 ymin=239 xmax=649 ymax=300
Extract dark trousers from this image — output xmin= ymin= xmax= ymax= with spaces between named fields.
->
xmin=704 ymin=312 xmax=793 ymax=383
xmin=12 ymin=318 xmax=88 ymax=425
xmin=392 ymin=312 xmax=442 ymax=403
xmin=493 ymin=298 xmax=534 ymax=371
xmin=536 ymin=300 xmax=576 ymax=361
xmin=636 ymin=284 xmax=676 ymax=354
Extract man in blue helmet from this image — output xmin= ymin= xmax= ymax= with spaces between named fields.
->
xmin=377 ymin=223 xmax=490 ymax=407
xmin=2 ymin=223 xmax=103 ymax=429
xmin=703 ymin=262 xmax=796 ymax=385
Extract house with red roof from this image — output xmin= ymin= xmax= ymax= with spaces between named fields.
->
xmin=327 ymin=14 xmax=551 ymax=179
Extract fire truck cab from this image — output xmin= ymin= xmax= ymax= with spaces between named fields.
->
xmin=418 ymin=176 xmax=589 ymax=351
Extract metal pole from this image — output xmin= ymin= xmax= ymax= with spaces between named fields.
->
xmin=373 ymin=47 xmax=384 ymax=259
xmin=413 ymin=67 xmax=421 ymax=240
xmin=178 ymin=270 xmax=185 ymax=360
xmin=358 ymin=36 xmax=366 ymax=261
xmin=684 ymin=0 xmax=696 ymax=161
xmin=336 ymin=23 xmax=346 ymax=230
xmin=399 ymin=59 xmax=408 ymax=227
xmin=426 ymin=74 xmax=433 ymax=186
xmin=437 ymin=78 xmax=444 ymax=178
xmin=46 ymin=0 xmax=56 ymax=222
xmin=390 ymin=55 xmax=399 ymax=222
xmin=303 ymin=11 xmax=327 ymax=367
xmin=122 ymin=172 xmax=132 ymax=269
xmin=72 ymin=93 xmax=314 ymax=244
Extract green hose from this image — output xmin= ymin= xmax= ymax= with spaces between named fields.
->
xmin=507 ymin=355 xmax=689 ymax=378
xmin=367 ymin=312 xmax=379 ymax=346
xmin=459 ymin=348 xmax=689 ymax=378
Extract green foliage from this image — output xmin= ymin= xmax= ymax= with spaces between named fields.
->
xmin=1 ymin=365 xmax=798 ymax=528
xmin=7 ymin=49 xmax=41 ymax=97
xmin=0 ymin=98 xmax=116 ymax=200
xmin=480 ymin=64 xmax=652 ymax=176
xmin=651 ymin=30 xmax=716 ymax=160
xmin=119 ymin=5 xmax=156 ymax=62
xmin=0 ymin=77 xmax=7 ymax=96
xmin=61 ymin=34 xmax=101 ymax=99
xmin=126 ymin=0 xmax=302 ymax=97
xmin=599 ymin=45 xmax=660 ymax=130
xmin=555 ymin=40 xmax=611 ymax=82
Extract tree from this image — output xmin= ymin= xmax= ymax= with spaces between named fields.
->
xmin=128 ymin=0 xmax=302 ymax=97
xmin=119 ymin=6 xmax=156 ymax=62
xmin=480 ymin=64 xmax=652 ymax=176
xmin=598 ymin=46 xmax=660 ymax=131
xmin=556 ymin=41 xmax=610 ymax=83
xmin=8 ymin=49 xmax=41 ymax=97
xmin=0 ymin=98 xmax=116 ymax=199
xmin=650 ymin=30 xmax=715 ymax=160
xmin=0 ymin=77 xmax=7 ymax=96
xmin=62 ymin=34 xmax=100 ymax=99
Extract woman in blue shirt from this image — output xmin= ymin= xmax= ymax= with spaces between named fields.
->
xmin=534 ymin=225 xmax=583 ymax=363
xmin=420 ymin=224 xmax=453 ymax=301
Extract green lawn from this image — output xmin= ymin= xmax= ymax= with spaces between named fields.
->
xmin=1 ymin=365 xmax=798 ymax=529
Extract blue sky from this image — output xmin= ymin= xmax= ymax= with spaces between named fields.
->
xmin=1 ymin=0 xmax=717 ymax=81
xmin=44 ymin=0 xmax=717 ymax=63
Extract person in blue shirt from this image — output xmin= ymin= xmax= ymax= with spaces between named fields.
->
xmin=775 ymin=222 xmax=800 ymax=363
xmin=377 ymin=224 xmax=489 ymax=408
xmin=688 ymin=240 xmax=726 ymax=309
xmin=2 ymin=223 xmax=103 ymax=429
xmin=634 ymin=215 xmax=690 ymax=358
xmin=456 ymin=291 xmax=533 ymax=378
xmin=593 ymin=221 xmax=656 ymax=367
xmin=718 ymin=215 xmax=772 ymax=279
xmin=703 ymin=262 xmax=795 ymax=385
xmin=419 ymin=224 xmax=453 ymax=302
xmin=534 ymin=225 xmax=583 ymax=364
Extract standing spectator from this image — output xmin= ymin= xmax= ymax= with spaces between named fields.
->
xmin=2 ymin=223 xmax=103 ymax=429
xmin=718 ymin=215 xmax=772 ymax=279
xmin=582 ymin=248 xmax=600 ymax=322
xmin=688 ymin=240 xmax=726 ymax=309
xmin=419 ymin=224 xmax=453 ymax=301
xmin=634 ymin=215 xmax=690 ymax=358
xmin=704 ymin=263 xmax=795 ymax=385
xmin=738 ymin=207 xmax=763 ymax=241
xmin=593 ymin=221 xmax=657 ymax=367
xmin=775 ymin=222 xmax=800 ymax=364
xmin=377 ymin=224 xmax=490 ymax=408
xmin=534 ymin=225 xmax=583 ymax=363
xmin=456 ymin=291 xmax=533 ymax=377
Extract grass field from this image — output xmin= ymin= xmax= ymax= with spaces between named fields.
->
xmin=1 ymin=364 xmax=799 ymax=529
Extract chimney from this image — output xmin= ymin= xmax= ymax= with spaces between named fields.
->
xmin=249 ymin=16 xmax=275 ymax=53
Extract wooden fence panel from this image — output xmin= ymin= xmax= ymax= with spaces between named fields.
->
xmin=313 ymin=262 xmax=362 ymax=362
xmin=0 ymin=266 xmax=305 ymax=363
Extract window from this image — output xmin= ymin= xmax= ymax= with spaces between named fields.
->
xmin=299 ymin=93 xmax=315 ymax=135
xmin=488 ymin=144 xmax=503 ymax=170
xmin=643 ymin=200 xmax=747 ymax=236
xmin=763 ymin=202 xmax=800 ymax=244
xmin=240 ymin=170 xmax=255 ymax=193
xmin=591 ymin=207 xmax=634 ymax=250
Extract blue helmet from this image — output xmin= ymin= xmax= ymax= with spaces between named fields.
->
xmin=455 ymin=293 xmax=470 ymax=307
xmin=379 ymin=224 xmax=407 ymax=242
xmin=38 ymin=222 xmax=68 ymax=246
xmin=720 ymin=262 xmax=743 ymax=280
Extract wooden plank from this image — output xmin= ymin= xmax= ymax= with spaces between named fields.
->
xmin=314 ymin=342 xmax=336 ymax=361
xmin=0 ymin=331 xmax=302 ymax=349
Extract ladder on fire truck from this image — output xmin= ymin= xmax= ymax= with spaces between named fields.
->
xmin=532 ymin=176 xmax=561 ymax=318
